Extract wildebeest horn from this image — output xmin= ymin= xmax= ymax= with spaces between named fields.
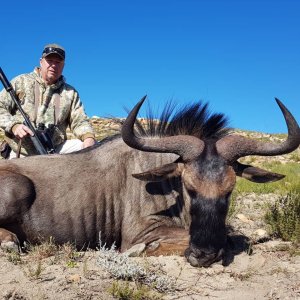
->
xmin=216 ymin=98 xmax=300 ymax=162
xmin=121 ymin=96 xmax=205 ymax=161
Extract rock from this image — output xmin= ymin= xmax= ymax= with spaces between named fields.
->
xmin=249 ymin=253 xmax=266 ymax=269
xmin=255 ymin=240 xmax=292 ymax=251
xmin=236 ymin=214 xmax=254 ymax=224
xmin=66 ymin=274 xmax=81 ymax=283
xmin=252 ymin=229 xmax=269 ymax=240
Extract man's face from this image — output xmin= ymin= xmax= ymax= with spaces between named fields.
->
xmin=40 ymin=54 xmax=65 ymax=85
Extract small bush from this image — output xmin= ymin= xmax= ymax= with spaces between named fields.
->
xmin=108 ymin=281 xmax=162 ymax=300
xmin=264 ymin=191 xmax=300 ymax=243
xmin=26 ymin=237 xmax=58 ymax=260
xmin=97 ymin=243 xmax=175 ymax=293
xmin=24 ymin=260 xmax=44 ymax=280
xmin=6 ymin=249 xmax=22 ymax=265
xmin=59 ymin=242 xmax=82 ymax=267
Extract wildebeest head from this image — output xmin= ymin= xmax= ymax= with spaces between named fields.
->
xmin=121 ymin=96 xmax=300 ymax=267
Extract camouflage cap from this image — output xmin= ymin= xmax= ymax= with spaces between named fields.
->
xmin=42 ymin=43 xmax=65 ymax=60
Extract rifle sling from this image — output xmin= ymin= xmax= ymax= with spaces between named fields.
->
xmin=53 ymin=93 xmax=60 ymax=125
xmin=16 ymin=139 xmax=22 ymax=158
xmin=34 ymin=81 xmax=40 ymax=123
xmin=34 ymin=81 xmax=61 ymax=125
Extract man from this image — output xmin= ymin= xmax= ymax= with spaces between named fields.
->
xmin=0 ymin=43 xmax=96 ymax=158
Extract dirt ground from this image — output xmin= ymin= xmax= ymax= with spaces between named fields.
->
xmin=0 ymin=193 xmax=299 ymax=300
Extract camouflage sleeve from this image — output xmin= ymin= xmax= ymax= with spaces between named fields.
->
xmin=69 ymin=91 xmax=95 ymax=141
xmin=0 ymin=77 xmax=24 ymax=134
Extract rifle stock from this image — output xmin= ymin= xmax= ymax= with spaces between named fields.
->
xmin=0 ymin=67 xmax=49 ymax=155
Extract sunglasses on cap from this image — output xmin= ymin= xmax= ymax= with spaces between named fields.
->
xmin=42 ymin=47 xmax=65 ymax=60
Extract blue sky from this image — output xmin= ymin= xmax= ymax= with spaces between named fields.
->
xmin=0 ymin=0 xmax=299 ymax=133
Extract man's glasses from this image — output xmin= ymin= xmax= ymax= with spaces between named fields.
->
xmin=42 ymin=47 xmax=65 ymax=59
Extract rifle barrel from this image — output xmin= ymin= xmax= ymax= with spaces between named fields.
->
xmin=0 ymin=67 xmax=49 ymax=155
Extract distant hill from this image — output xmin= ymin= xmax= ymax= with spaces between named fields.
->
xmin=89 ymin=117 xmax=300 ymax=165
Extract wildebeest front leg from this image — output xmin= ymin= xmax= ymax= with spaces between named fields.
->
xmin=0 ymin=170 xmax=35 ymax=251
xmin=139 ymin=227 xmax=190 ymax=256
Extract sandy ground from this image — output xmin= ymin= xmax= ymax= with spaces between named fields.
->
xmin=0 ymin=194 xmax=299 ymax=300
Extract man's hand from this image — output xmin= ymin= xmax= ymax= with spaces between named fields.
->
xmin=82 ymin=137 xmax=95 ymax=149
xmin=12 ymin=124 xmax=34 ymax=139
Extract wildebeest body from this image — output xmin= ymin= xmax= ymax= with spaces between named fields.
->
xmin=0 ymin=97 xmax=299 ymax=267
xmin=0 ymin=138 xmax=185 ymax=251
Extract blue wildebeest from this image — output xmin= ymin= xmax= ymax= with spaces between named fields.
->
xmin=0 ymin=97 xmax=299 ymax=267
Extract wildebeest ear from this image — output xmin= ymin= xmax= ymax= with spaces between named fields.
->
xmin=132 ymin=163 xmax=183 ymax=182
xmin=233 ymin=162 xmax=285 ymax=183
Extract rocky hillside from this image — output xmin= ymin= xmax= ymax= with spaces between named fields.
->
xmin=0 ymin=117 xmax=299 ymax=164
xmin=91 ymin=117 xmax=300 ymax=165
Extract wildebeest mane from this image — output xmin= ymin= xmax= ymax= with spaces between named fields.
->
xmin=133 ymin=101 xmax=231 ymax=140
xmin=73 ymin=100 xmax=230 ymax=156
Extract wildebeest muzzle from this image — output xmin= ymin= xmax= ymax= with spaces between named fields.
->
xmin=184 ymin=244 xmax=225 ymax=267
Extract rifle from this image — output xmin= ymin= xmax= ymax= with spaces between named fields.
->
xmin=0 ymin=67 xmax=55 ymax=155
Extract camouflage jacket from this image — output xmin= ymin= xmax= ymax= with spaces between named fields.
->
xmin=0 ymin=68 xmax=95 ymax=155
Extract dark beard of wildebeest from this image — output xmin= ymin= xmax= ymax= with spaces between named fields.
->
xmin=0 ymin=97 xmax=299 ymax=268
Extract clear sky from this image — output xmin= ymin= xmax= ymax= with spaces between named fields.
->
xmin=0 ymin=0 xmax=299 ymax=133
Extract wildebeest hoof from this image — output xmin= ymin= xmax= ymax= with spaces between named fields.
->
xmin=1 ymin=241 xmax=19 ymax=252
xmin=146 ymin=241 xmax=160 ymax=251
xmin=124 ymin=243 xmax=146 ymax=257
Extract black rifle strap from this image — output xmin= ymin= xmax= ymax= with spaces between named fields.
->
xmin=53 ymin=93 xmax=60 ymax=125
xmin=34 ymin=81 xmax=40 ymax=123
xmin=35 ymin=81 xmax=61 ymax=125
xmin=16 ymin=139 xmax=22 ymax=158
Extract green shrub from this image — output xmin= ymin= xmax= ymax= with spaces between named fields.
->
xmin=264 ymin=191 xmax=300 ymax=243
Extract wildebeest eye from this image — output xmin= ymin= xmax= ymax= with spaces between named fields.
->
xmin=226 ymin=192 xmax=232 ymax=199
xmin=187 ymin=189 xmax=197 ymax=199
